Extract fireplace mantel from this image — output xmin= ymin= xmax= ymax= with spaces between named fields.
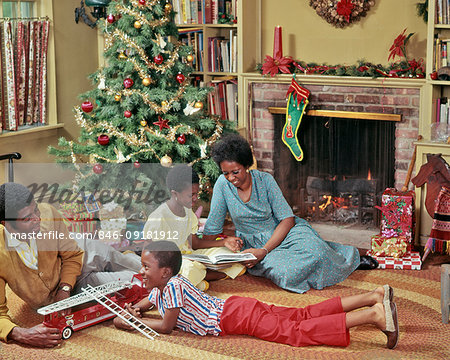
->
xmin=239 ymin=72 xmax=427 ymax=136
xmin=267 ymin=107 xmax=402 ymax=122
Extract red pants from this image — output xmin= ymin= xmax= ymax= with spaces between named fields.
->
xmin=219 ymin=296 xmax=349 ymax=347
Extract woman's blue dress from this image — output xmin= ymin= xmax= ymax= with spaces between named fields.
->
xmin=203 ymin=170 xmax=360 ymax=293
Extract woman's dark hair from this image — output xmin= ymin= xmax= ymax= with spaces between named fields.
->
xmin=143 ymin=240 xmax=182 ymax=275
xmin=211 ymin=134 xmax=254 ymax=168
xmin=166 ymin=164 xmax=199 ymax=192
xmin=0 ymin=183 xmax=34 ymax=222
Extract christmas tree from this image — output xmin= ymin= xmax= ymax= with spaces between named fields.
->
xmin=49 ymin=0 xmax=234 ymax=211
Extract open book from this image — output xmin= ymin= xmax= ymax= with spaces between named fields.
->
xmin=182 ymin=252 xmax=257 ymax=268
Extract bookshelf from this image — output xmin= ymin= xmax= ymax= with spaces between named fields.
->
xmin=425 ymin=0 xmax=450 ymax=141
xmin=172 ymin=0 xmax=261 ymax=130
xmin=415 ymin=0 xmax=450 ymax=245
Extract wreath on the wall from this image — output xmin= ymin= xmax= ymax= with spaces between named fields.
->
xmin=309 ymin=0 xmax=375 ymax=28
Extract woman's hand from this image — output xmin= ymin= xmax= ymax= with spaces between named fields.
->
xmin=223 ymin=236 xmax=243 ymax=252
xmin=241 ymin=248 xmax=267 ymax=268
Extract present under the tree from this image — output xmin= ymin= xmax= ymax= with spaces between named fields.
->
xmin=60 ymin=202 xmax=97 ymax=233
xmin=368 ymin=251 xmax=422 ymax=270
xmin=366 ymin=234 xmax=409 ymax=258
xmin=99 ymin=201 xmax=125 ymax=220
xmin=376 ymin=188 xmax=415 ymax=245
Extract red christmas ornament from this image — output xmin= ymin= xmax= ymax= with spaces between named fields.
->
xmin=93 ymin=164 xmax=103 ymax=174
xmin=154 ymin=54 xmax=164 ymax=65
xmin=176 ymin=73 xmax=185 ymax=84
xmin=133 ymin=161 xmax=141 ymax=168
xmin=153 ymin=116 xmax=170 ymax=130
xmin=97 ymin=134 xmax=110 ymax=146
xmin=106 ymin=14 xmax=115 ymax=24
xmin=177 ymin=134 xmax=186 ymax=144
xmin=123 ymin=78 xmax=134 ymax=89
xmin=138 ymin=0 xmax=146 ymax=5
xmin=81 ymin=101 xmax=93 ymax=113
xmin=124 ymin=110 xmax=132 ymax=118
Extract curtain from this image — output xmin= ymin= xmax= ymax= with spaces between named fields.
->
xmin=0 ymin=19 xmax=49 ymax=133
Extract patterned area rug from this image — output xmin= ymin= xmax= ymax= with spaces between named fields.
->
xmin=2 ymin=257 xmax=449 ymax=360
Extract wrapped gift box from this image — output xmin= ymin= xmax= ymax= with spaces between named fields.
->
xmin=377 ymin=188 xmax=415 ymax=245
xmin=100 ymin=218 xmax=127 ymax=230
xmin=367 ymin=251 xmax=422 ymax=270
xmin=60 ymin=202 xmax=97 ymax=233
xmin=367 ymin=235 xmax=409 ymax=258
xmin=99 ymin=201 xmax=125 ymax=220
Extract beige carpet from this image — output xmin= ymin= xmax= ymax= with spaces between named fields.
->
xmin=1 ymin=255 xmax=449 ymax=360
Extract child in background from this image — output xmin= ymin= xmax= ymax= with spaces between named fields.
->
xmin=113 ymin=240 xmax=399 ymax=349
xmin=143 ymin=164 xmax=245 ymax=291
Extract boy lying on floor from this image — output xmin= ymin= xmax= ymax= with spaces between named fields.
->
xmin=113 ymin=240 xmax=399 ymax=349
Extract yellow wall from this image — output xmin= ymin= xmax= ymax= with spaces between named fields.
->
xmin=0 ymin=0 xmax=98 ymax=181
xmin=260 ymin=0 xmax=427 ymax=65
xmin=1 ymin=0 xmax=429 ymax=179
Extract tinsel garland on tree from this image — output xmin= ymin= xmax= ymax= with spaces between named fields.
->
xmin=49 ymin=0 xmax=235 ymax=213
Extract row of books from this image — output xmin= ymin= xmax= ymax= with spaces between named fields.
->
xmin=434 ymin=97 xmax=450 ymax=123
xmin=178 ymin=28 xmax=237 ymax=73
xmin=207 ymin=78 xmax=238 ymax=122
xmin=208 ymin=31 xmax=237 ymax=72
xmin=171 ymin=0 xmax=238 ymax=25
xmin=432 ymin=35 xmax=450 ymax=71
xmin=179 ymin=28 xmax=204 ymax=71
xmin=436 ymin=0 xmax=450 ymax=24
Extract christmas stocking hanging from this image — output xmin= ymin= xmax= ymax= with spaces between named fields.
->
xmin=282 ymin=76 xmax=310 ymax=161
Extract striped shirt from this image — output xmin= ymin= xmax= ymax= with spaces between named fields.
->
xmin=148 ymin=275 xmax=225 ymax=336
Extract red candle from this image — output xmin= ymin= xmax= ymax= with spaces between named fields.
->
xmin=273 ymin=26 xmax=283 ymax=58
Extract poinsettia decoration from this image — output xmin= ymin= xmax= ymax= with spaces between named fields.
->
xmin=336 ymin=0 xmax=355 ymax=22
xmin=388 ymin=28 xmax=415 ymax=62
xmin=261 ymin=54 xmax=293 ymax=77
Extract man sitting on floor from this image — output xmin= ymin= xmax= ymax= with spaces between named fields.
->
xmin=0 ymin=182 xmax=141 ymax=347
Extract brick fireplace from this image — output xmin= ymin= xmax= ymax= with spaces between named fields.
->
xmin=247 ymin=77 xmax=421 ymax=244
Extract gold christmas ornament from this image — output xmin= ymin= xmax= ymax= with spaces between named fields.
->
xmin=142 ymin=77 xmax=151 ymax=86
xmin=134 ymin=20 xmax=142 ymax=29
xmin=161 ymin=100 xmax=168 ymax=108
xmin=194 ymin=101 xmax=204 ymax=109
xmin=186 ymin=54 xmax=194 ymax=62
xmin=165 ymin=3 xmax=172 ymax=12
xmin=160 ymin=155 xmax=173 ymax=167
xmin=114 ymin=93 xmax=122 ymax=101
xmin=118 ymin=51 xmax=127 ymax=60
xmin=140 ymin=120 xmax=148 ymax=127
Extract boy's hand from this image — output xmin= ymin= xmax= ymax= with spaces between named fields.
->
xmin=113 ymin=303 xmax=143 ymax=331
xmin=125 ymin=303 xmax=142 ymax=318
xmin=113 ymin=316 xmax=134 ymax=331
xmin=224 ymin=236 xmax=243 ymax=252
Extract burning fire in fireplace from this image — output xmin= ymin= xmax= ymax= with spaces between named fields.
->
xmin=304 ymin=170 xmax=378 ymax=226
